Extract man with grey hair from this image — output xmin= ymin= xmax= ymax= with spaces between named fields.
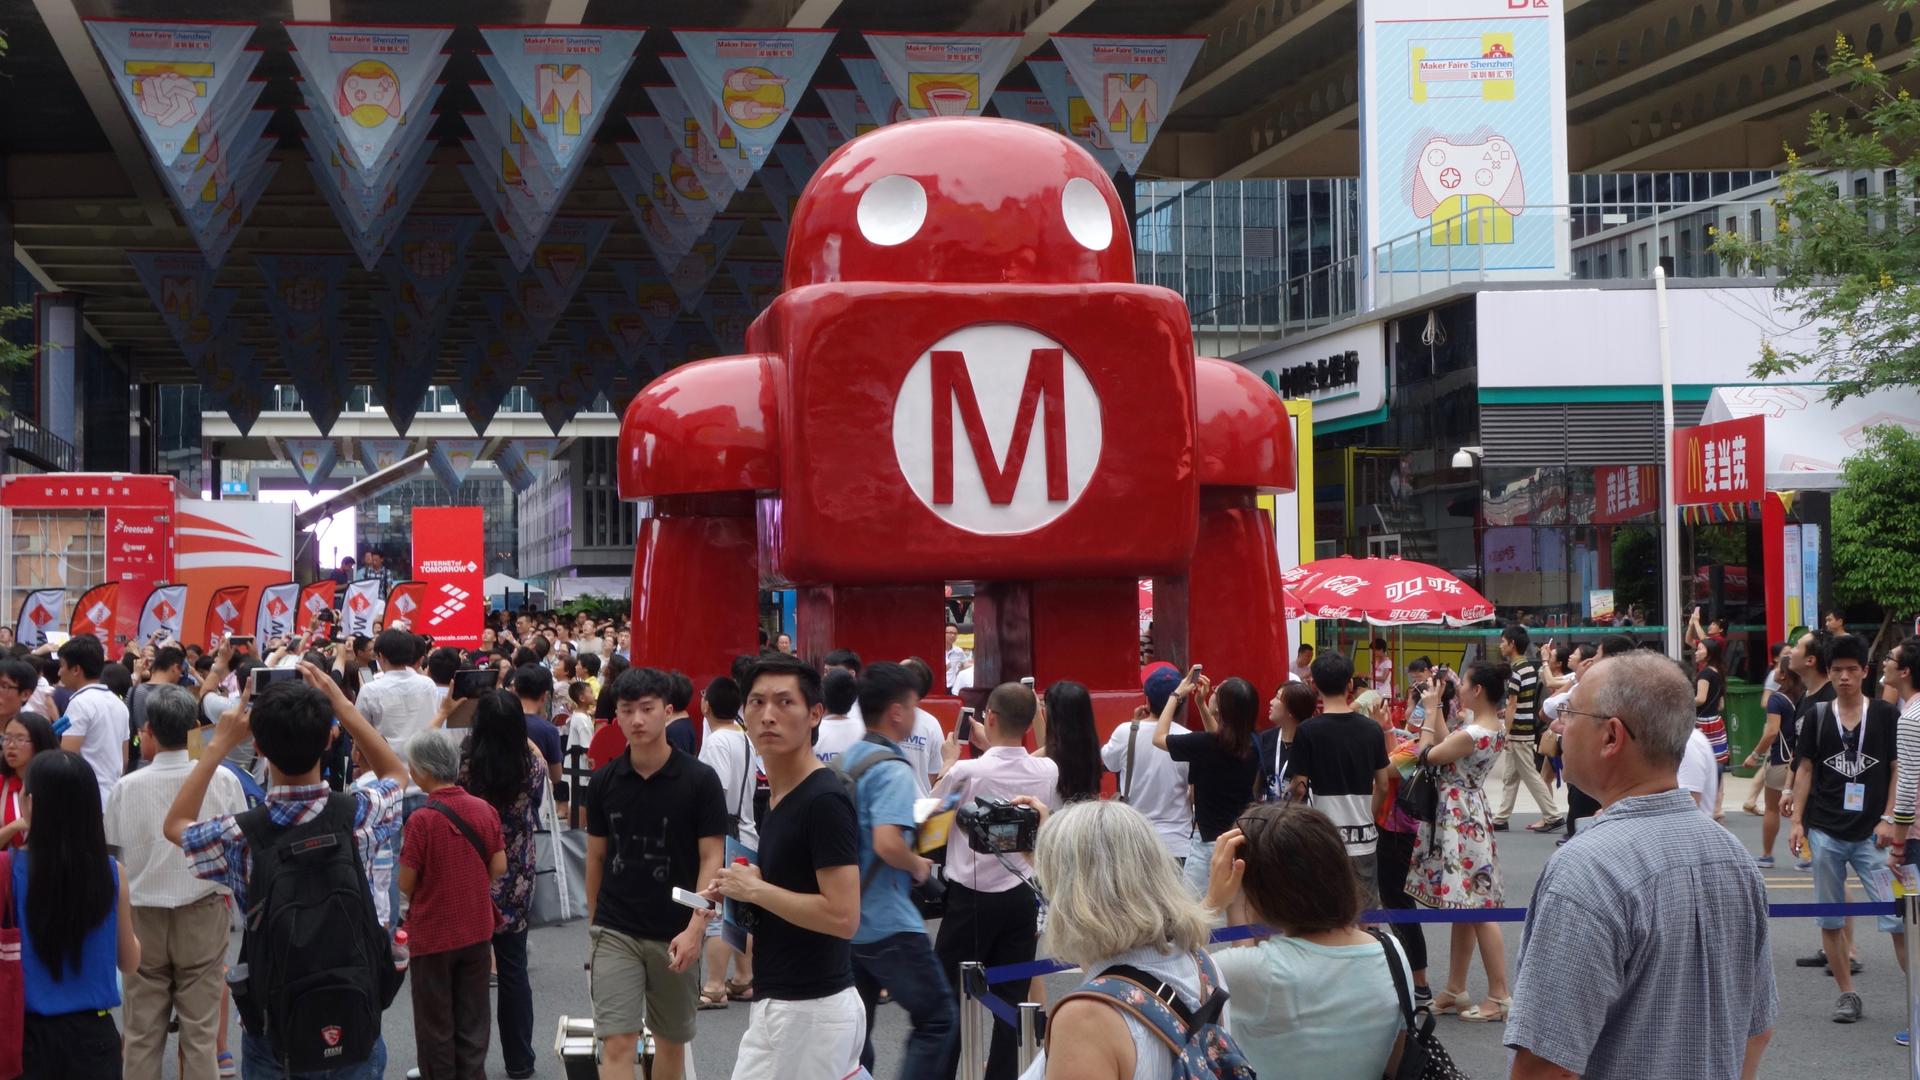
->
xmin=399 ymin=728 xmax=506 ymax=1080
xmin=105 ymin=682 xmax=249 ymax=1080
xmin=1506 ymin=651 xmax=1775 ymax=1080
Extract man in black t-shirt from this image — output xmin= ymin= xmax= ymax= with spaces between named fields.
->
xmin=1788 ymin=633 xmax=1903 ymax=1024
xmin=710 ymin=653 xmax=863 ymax=1080
xmin=584 ymin=667 xmax=728 ymax=1080
xmin=1287 ymin=652 xmax=1390 ymax=904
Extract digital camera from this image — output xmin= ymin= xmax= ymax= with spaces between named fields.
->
xmin=956 ymin=796 xmax=1041 ymax=855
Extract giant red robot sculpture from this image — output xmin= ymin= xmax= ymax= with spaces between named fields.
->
xmin=619 ymin=116 xmax=1293 ymax=732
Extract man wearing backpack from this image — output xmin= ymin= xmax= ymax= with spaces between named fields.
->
xmin=164 ymin=661 xmax=408 ymax=1079
xmin=840 ymin=662 xmax=955 ymax=1076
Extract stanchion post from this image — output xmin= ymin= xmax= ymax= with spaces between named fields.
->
xmin=1017 ymin=1002 xmax=1043 ymax=1073
xmin=1906 ymin=893 xmax=1920 ymax=1080
xmin=959 ymin=961 xmax=988 ymax=1080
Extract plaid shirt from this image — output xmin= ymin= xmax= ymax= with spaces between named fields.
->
xmin=181 ymin=779 xmax=401 ymax=913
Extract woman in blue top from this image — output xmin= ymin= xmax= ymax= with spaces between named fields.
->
xmin=15 ymin=750 xmax=139 ymax=1079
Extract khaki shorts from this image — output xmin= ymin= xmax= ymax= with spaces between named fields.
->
xmin=1763 ymin=763 xmax=1791 ymax=791
xmin=588 ymin=925 xmax=699 ymax=1044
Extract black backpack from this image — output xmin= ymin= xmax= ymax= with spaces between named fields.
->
xmin=235 ymin=793 xmax=403 ymax=1071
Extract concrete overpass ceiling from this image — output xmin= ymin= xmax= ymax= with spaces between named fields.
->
xmin=2 ymin=0 xmax=1896 ymax=385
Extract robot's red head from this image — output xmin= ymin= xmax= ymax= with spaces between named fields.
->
xmin=781 ymin=116 xmax=1134 ymax=291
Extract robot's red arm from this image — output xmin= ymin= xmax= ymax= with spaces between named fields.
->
xmin=1194 ymin=357 xmax=1295 ymax=493
xmin=618 ymin=353 xmax=783 ymax=500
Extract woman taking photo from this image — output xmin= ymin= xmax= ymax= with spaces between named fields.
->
xmin=1407 ymin=659 xmax=1511 ymax=1023
xmin=1153 ymin=670 xmax=1262 ymax=899
xmin=1694 ymin=637 xmax=1730 ymax=820
xmin=1034 ymin=680 xmax=1104 ymax=804
xmin=0 ymin=712 xmax=58 ymax=849
xmin=15 ymin=750 xmax=140 ymax=1077
xmin=1014 ymin=800 xmax=1219 ymax=1080
xmin=459 ymin=689 xmax=548 ymax=1080
xmin=1203 ymin=804 xmax=1411 ymax=1078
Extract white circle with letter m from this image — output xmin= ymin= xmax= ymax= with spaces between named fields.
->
xmin=891 ymin=324 xmax=1102 ymax=536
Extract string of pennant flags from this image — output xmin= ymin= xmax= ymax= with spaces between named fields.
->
xmin=9 ymin=576 xmax=445 ymax=653
xmin=88 ymin=21 xmax=1204 ymax=442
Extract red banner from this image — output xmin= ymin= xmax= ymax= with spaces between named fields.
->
xmin=1593 ymin=465 xmax=1658 ymax=524
xmin=383 ymin=580 xmax=428 ymax=632
xmin=0 ymin=473 xmax=175 ymax=509
xmin=1672 ymin=415 xmax=1765 ymax=506
xmin=203 ymin=585 xmax=250 ymax=649
xmin=70 ymin=583 xmax=119 ymax=640
xmin=295 ymin=580 xmax=337 ymax=637
xmin=106 ymin=507 xmax=173 ymax=584
xmin=412 ymin=507 xmax=484 ymax=648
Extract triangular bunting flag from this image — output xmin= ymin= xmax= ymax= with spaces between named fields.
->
xmin=1026 ymin=59 xmax=1126 ymax=175
xmin=816 ymin=88 xmax=878 ymax=145
xmin=587 ymin=292 xmax=660 ymax=375
xmin=608 ymin=260 xmax=684 ymax=345
xmin=284 ymin=437 xmax=338 ymax=493
xmin=1050 ymin=35 xmax=1205 ymax=175
xmin=609 ymin=150 xmax=703 ymax=264
xmin=84 ymin=20 xmax=256 ymax=167
xmin=842 ymin=55 xmax=906 ymax=126
xmin=360 ymin=438 xmax=413 ymax=473
xmin=726 ymin=259 xmax=782 ymax=311
xmin=697 ymin=292 xmax=757 ymax=354
xmin=454 ymin=320 xmax=529 ymax=433
xmin=666 ymin=219 xmax=744 ymax=312
xmin=283 ymin=24 xmax=452 ymax=175
xmin=427 ymin=439 xmax=486 ymax=493
xmin=477 ymin=25 xmax=644 ymax=173
xmin=861 ymin=33 xmax=1019 ymax=120
xmin=668 ymin=30 xmax=835 ymax=187
xmin=644 ymin=85 xmax=739 ymax=204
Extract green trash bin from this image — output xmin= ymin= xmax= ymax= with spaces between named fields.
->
xmin=1724 ymin=677 xmax=1764 ymax=778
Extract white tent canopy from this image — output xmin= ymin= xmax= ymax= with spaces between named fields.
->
xmin=485 ymin=573 xmax=548 ymax=608
xmin=1699 ymin=385 xmax=1920 ymax=491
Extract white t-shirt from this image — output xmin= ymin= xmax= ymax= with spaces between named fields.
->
xmin=814 ymin=714 xmax=865 ymax=765
xmin=356 ymin=669 xmax=440 ymax=756
xmin=1678 ymin=728 xmax=1719 ymax=813
xmin=699 ymin=725 xmax=758 ymax=847
xmin=566 ymin=710 xmax=595 ymax=755
xmin=900 ymin=708 xmax=945 ymax=798
xmin=1100 ymin=718 xmax=1192 ymax=859
xmin=63 ymin=684 xmax=129 ymax=809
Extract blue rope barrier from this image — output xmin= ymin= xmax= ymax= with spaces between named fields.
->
xmin=976 ymin=900 xmax=1903 ymax=985
xmin=976 ymin=988 xmax=1019 ymax=1028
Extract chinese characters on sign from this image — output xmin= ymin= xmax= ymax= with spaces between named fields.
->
xmin=1594 ymin=465 xmax=1657 ymax=524
xmin=1672 ymin=415 xmax=1765 ymax=505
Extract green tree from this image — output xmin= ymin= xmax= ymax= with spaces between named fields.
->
xmin=1831 ymin=424 xmax=1920 ymax=650
xmin=1711 ymin=32 xmax=1920 ymax=402
xmin=0 ymin=305 xmax=34 ymax=413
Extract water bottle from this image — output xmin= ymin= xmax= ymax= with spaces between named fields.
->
xmin=391 ymin=929 xmax=409 ymax=973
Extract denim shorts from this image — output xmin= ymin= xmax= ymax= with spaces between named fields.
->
xmin=1808 ymin=828 xmax=1900 ymax=933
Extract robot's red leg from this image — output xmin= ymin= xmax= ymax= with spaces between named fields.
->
xmin=794 ymin=584 xmax=946 ymax=676
xmin=1159 ymin=491 xmax=1289 ymax=699
xmin=630 ymin=497 xmax=760 ymax=692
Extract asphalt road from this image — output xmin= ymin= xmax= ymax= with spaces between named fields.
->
xmin=162 ymin=774 xmax=1911 ymax=1078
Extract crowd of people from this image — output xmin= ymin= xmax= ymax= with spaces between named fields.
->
xmin=0 ymin=601 xmax=1914 ymax=1080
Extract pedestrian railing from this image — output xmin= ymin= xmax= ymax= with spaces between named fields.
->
xmin=956 ymin=897 xmax=1919 ymax=1077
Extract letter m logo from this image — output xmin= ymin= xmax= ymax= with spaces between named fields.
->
xmin=536 ymin=64 xmax=592 ymax=135
xmin=930 ymin=348 xmax=1068 ymax=506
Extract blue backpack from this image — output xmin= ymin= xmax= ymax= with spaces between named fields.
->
xmin=1055 ymin=949 xmax=1256 ymax=1080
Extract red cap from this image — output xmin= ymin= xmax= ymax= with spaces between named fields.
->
xmin=734 ymin=857 xmax=749 ymax=865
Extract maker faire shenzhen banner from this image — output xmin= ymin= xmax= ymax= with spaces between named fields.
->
xmin=283 ymin=24 xmax=452 ymax=176
xmin=1051 ymin=35 xmax=1204 ymax=176
xmin=1358 ymin=0 xmax=1571 ymax=285
xmin=862 ymin=33 xmax=1019 ymax=120
xmin=671 ymin=30 xmax=835 ymax=188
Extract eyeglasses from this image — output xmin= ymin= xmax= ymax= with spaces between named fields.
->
xmin=0 ymin=684 xmax=21 ymax=694
xmin=1 ymin=736 xmax=30 ymax=746
xmin=1557 ymin=706 xmax=1635 ymax=740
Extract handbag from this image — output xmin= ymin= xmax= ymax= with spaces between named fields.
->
xmin=0 ymin=852 xmax=20 ymax=1078
xmin=1369 ymin=930 xmax=1468 ymax=1080
xmin=1396 ymin=752 xmax=1442 ymax=825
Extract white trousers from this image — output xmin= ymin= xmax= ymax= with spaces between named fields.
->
xmin=730 ymin=986 xmax=867 ymax=1080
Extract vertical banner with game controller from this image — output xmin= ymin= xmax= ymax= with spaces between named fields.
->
xmin=1359 ymin=0 xmax=1569 ymax=303
xmin=412 ymin=507 xmax=484 ymax=648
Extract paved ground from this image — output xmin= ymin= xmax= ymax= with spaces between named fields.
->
xmin=160 ymin=774 xmax=1911 ymax=1078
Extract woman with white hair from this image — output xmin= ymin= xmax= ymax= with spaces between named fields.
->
xmin=1015 ymin=799 xmax=1228 ymax=1080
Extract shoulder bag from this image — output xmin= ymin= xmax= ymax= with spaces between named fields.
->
xmin=1369 ymin=929 xmax=1468 ymax=1080
xmin=1396 ymin=747 xmax=1442 ymax=824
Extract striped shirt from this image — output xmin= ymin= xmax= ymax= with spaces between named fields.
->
xmin=180 ymin=779 xmax=400 ymax=912
xmin=1892 ymin=692 xmax=1920 ymax=828
xmin=1507 ymin=659 xmax=1542 ymax=740
xmin=1506 ymin=789 xmax=1777 ymax=1079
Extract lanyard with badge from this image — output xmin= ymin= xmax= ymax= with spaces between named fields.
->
xmin=1838 ymin=709 xmax=1869 ymax=813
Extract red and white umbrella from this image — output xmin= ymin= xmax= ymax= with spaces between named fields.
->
xmin=1281 ymin=556 xmax=1495 ymax=627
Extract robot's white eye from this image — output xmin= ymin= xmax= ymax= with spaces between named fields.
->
xmin=856 ymin=174 xmax=927 ymax=246
xmin=1061 ymin=177 xmax=1112 ymax=251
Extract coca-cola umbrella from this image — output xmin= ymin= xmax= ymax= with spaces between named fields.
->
xmin=1281 ymin=556 xmax=1495 ymax=627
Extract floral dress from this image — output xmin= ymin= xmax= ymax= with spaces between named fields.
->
xmin=1407 ymin=719 xmax=1504 ymax=910
xmin=461 ymin=754 xmax=547 ymax=933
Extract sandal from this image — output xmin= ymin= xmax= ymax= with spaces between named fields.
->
xmin=1429 ymin=989 xmax=1467 ymax=1015
xmin=698 ymin=987 xmax=730 ymax=1010
xmin=1459 ymin=997 xmax=1512 ymax=1023
xmin=217 ymin=1051 xmax=237 ymax=1079
xmin=725 ymin=978 xmax=755 ymax=1002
